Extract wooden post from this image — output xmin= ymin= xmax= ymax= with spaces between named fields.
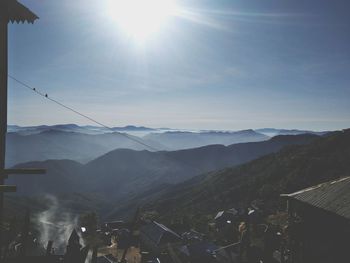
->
xmin=3 ymin=168 xmax=46 ymax=179
xmin=0 ymin=5 xmax=8 ymax=255
xmin=0 ymin=2 xmax=39 ymax=258
xmin=0 ymin=185 xmax=17 ymax=193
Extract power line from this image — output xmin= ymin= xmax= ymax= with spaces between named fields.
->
xmin=8 ymin=75 xmax=206 ymax=175
xmin=8 ymin=75 xmax=159 ymax=151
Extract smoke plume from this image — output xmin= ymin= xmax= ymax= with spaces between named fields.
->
xmin=34 ymin=195 xmax=84 ymax=254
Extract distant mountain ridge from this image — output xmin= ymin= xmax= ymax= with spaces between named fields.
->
xmin=8 ymin=124 xmax=330 ymax=137
xmin=6 ymin=124 xmax=329 ymax=167
xmin=141 ymin=129 xmax=350 ymax=221
xmin=7 ymin=134 xmax=319 ymax=204
xmin=7 ymin=124 xmax=157 ymax=135
xmin=5 ymin=126 xmax=269 ymax=166
xmin=256 ymin=128 xmax=329 ymax=137
xmin=6 ymin=130 xmax=165 ymax=167
xmin=144 ymin=129 xmax=269 ymax=150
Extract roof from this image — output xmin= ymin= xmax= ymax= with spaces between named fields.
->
xmin=140 ymin=221 xmax=180 ymax=245
xmin=68 ymin=229 xmax=80 ymax=244
xmin=1 ymin=0 xmax=39 ymax=23
xmin=282 ymin=176 xmax=350 ymax=220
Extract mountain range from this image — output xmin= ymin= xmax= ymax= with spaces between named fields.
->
xmin=7 ymin=124 xmax=157 ymax=135
xmin=6 ymin=130 xmax=163 ymax=166
xmin=144 ymin=129 xmax=269 ymax=150
xmin=255 ymin=128 xmax=329 ymax=137
xmin=139 ymin=129 xmax=350 ymax=222
xmin=6 ymin=133 xmax=319 ymax=220
xmin=6 ymin=124 xmax=327 ymax=166
xmin=8 ymin=124 xmax=327 ymax=137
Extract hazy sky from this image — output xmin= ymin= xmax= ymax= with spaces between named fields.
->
xmin=7 ymin=0 xmax=350 ymax=131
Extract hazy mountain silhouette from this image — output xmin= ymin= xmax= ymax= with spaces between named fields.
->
xmin=255 ymin=128 xmax=329 ymax=137
xmin=6 ymin=130 xmax=164 ymax=166
xmin=144 ymin=129 xmax=269 ymax=150
xmin=7 ymin=134 xmax=319 ymax=204
xmin=7 ymin=124 xmax=157 ymax=135
xmin=140 ymin=129 xmax=350 ymax=220
xmin=5 ymin=126 xmax=270 ymax=166
xmin=7 ymin=125 xmax=329 ymax=167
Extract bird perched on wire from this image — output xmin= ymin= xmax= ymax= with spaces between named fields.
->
xmin=45 ymin=94 xmax=48 ymax=98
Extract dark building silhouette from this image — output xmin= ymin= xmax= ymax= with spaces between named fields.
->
xmin=281 ymin=176 xmax=350 ymax=263
xmin=61 ymin=229 xmax=89 ymax=263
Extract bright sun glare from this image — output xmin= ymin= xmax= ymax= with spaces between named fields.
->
xmin=108 ymin=0 xmax=178 ymax=42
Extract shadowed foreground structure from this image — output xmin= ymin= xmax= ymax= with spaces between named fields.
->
xmin=281 ymin=177 xmax=350 ymax=263
xmin=0 ymin=2 xmax=40 ymax=259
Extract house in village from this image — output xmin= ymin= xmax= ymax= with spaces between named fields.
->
xmin=281 ymin=176 xmax=350 ymax=263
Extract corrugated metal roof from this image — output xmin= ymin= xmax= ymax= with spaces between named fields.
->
xmin=282 ymin=176 xmax=350 ymax=220
xmin=1 ymin=0 xmax=38 ymax=24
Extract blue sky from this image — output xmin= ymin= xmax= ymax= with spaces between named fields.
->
xmin=7 ymin=0 xmax=350 ymax=131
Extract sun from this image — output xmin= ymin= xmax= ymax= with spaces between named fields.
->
xmin=108 ymin=0 xmax=178 ymax=43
